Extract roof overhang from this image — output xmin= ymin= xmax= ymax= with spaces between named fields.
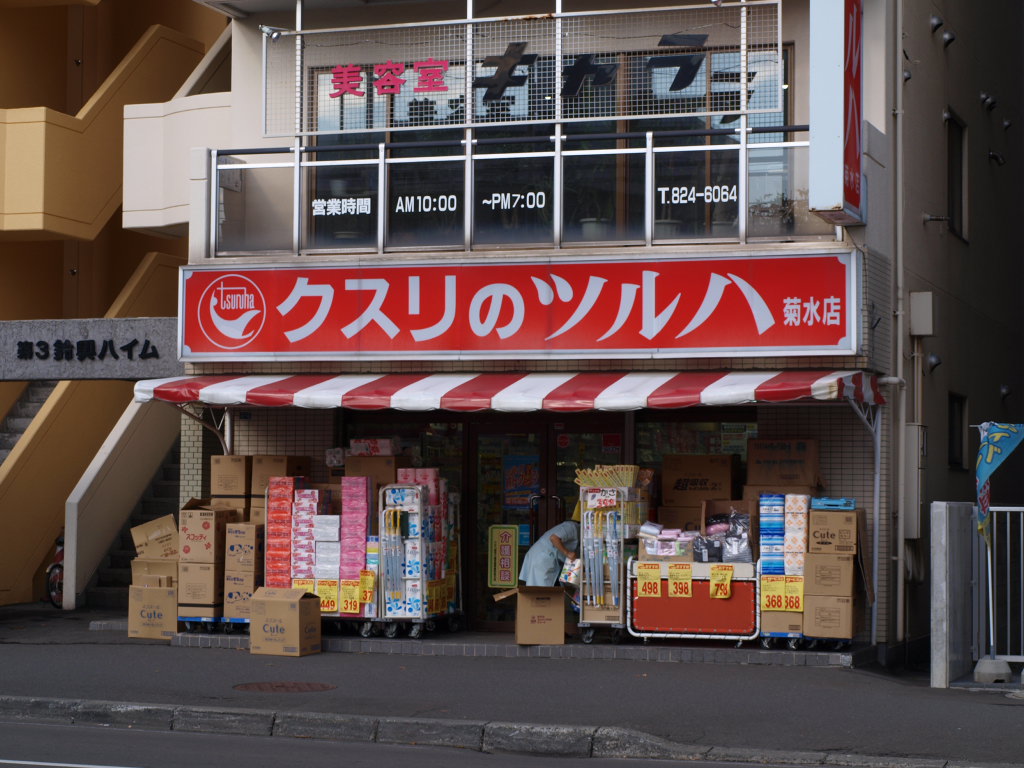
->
xmin=134 ymin=370 xmax=884 ymax=412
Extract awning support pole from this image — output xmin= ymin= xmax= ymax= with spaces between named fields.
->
xmin=850 ymin=398 xmax=881 ymax=646
xmin=172 ymin=403 xmax=230 ymax=456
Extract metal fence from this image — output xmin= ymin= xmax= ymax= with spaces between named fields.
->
xmin=980 ymin=506 xmax=1024 ymax=661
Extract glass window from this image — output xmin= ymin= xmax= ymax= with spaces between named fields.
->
xmin=473 ymin=156 xmax=553 ymax=246
xmin=654 ymin=149 xmax=740 ymax=239
xmin=387 ymin=161 xmax=464 ymax=247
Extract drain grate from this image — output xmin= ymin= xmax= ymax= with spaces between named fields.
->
xmin=234 ymin=681 xmax=336 ymax=693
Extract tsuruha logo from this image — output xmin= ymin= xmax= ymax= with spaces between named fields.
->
xmin=197 ymin=275 xmax=266 ymax=349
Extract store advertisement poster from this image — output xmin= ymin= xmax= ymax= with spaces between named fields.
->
xmin=179 ymin=253 xmax=858 ymax=360
xmin=502 ymin=455 xmax=540 ymax=509
xmin=487 ymin=525 xmax=519 ymax=589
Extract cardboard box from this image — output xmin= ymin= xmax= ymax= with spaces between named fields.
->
xmin=130 ymin=515 xmax=178 ymax=559
xmin=210 ymin=455 xmax=252 ymax=500
xmin=656 ymin=506 xmax=702 ymax=532
xmin=128 ymin=586 xmax=178 ymax=640
xmin=803 ymin=595 xmax=856 ymax=639
xmin=251 ymin=455 xmax=311 ymax=497
xmin=808 ymin=508 xmax=859 ymax=554
xmin=660 ymin=454 xmax=738 ymax=507
xmin=131 ymin=558 xmax=178 ymax=586
xmin=760 ymin=610 xmax=803 ymax=636
xmin=746 ymin=439 xmax=820 ymax=486
xmin=180 ymin=502 xmax=240 ymax=563
xmin=134 ymin=574 xmax=172 ymax=588
xmin=701 ymin=499 xmax=759 ymax=560
xmin=805 ymin=553 xmax=856 ymax=596
xmin=225 ymin=523 xmax=264 ymax=571
xmin=742 ymin=485 xmax=820 ymax=503
xmin=224 ymin=570 xmax=261 ymax=620
xmin=178 ymin=562 xmax=225 ymax=604
xmin=249 ymin=501 xmax=266 ymax=527
xmin=494 ymin=586 xmax=567 ymax=645
xmin=639 ymin=539 xmax=693 ymax=563
xmin=249 ymin=587 xmax=322 ymax=656
xmin=345 ymin=455 xmax=412 ymax=496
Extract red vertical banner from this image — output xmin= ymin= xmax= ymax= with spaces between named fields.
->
xmin=843 ymin=0 xmax=863 ymax=217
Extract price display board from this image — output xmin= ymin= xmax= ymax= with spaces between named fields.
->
xmin=316 ymin=579 xmax=339 ymax=613
xmin=667 ymin=563 xmax=692 ymax=598
xmin=359 ymin=569 xmax=376 ymax=604
xmin=761 ymin=575 xmax=785 ymax=611
xmin=709 ymin=564 xmax=734 ymax=599
xmin=784 ymin=576 xmax=804 ymax=612
xmin=340 ymin=579 xmax=361 ymax=614
xmin=636 ymin=562 xmax=662 ymax=598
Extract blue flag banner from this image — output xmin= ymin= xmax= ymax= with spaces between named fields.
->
xmin=976 ymin=422 xmax=1024 ymax=545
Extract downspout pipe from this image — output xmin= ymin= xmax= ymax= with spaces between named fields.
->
xmin=892 ymin=0 xmax=909 ymax=650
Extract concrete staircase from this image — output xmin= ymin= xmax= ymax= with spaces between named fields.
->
xmin=84 ymin=438 xmax=181 ymax=610
xmin=0 ymin=381 xmax=59 ymax=464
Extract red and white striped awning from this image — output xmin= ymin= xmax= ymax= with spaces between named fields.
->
xmin=134 ymin=370 xmax=884 ymax=412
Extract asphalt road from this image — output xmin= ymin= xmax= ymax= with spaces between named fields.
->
xmin=0 ymin=721 xmax=772 ymax=768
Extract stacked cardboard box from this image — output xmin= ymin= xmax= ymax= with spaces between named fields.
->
xmin=803 ymin=505 xmax=861 ymax=639
xmin=178 ymin=501 xmax=241 ymax=618
xmin=128 ymin=514 xmax=179 ymax=640
xmin=658 ymin=454 xmax=738 ymax=529
xmin=210 ymin=456 xmax=252 ymax=513
xmin=224 ymin=522 xmax=264 ymax=620
xmin=742 ymin=439 xmax=821 ymax=501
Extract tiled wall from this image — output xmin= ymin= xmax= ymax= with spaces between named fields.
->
xmin=758 ymin=403 xmax=890 ymax=644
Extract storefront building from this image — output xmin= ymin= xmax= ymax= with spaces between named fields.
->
xmin=119 ymin=0 xmax=1024 ymax=661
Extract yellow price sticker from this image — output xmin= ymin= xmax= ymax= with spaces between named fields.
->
xmin=359 ymin=570 xmax=376 ymax=604
xmin=710 ymin=564 xmax=733 ymax=599
xmin=784 ymin=576 xmax=804 ymax=612
xmin=667 ymin=563 xmax=692 ymax=598
xmin=292 ymin=578 xmax=315 ymax=593
xmin=316 ymin=579 xmax=339 ymax=613
xmin=760 ymin=575 xmax=786 ymax=612
xmin=636 ymin=563 xmax=662 ymax=598
xmin=340 ymin=579 xmax=361 ymax=614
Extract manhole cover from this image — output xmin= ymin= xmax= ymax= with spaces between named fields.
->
xmin=234 ymin=682 xmax=336 ymax=693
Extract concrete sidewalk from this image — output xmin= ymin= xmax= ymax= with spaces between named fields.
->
xmin=0 ymin=602 xmax=1021 ymax=767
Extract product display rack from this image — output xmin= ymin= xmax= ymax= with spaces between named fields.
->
xmin=626 ymin=558 xmax=760 ymax=644
xmin=376 ymin=483 xmax=462 ymax=639
xmin=577 ymin=486 xmax=638 ymax=644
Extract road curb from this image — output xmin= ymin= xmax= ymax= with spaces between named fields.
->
xmin=482 ymin=721 xmax=595 ymax=757
xmin=0 ymin=695 xmax=1019 ymax=767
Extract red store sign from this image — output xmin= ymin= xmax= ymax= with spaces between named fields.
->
xmin=180 ymin=253 xmax=858 ymax=361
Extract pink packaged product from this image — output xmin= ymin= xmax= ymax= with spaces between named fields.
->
xmin=347 ymin=438 xmax=396 ymax=456
xmin=292 ymin=500 xmax=326 ymax=515
xmin=396 ymin=468 xmax=417 ymax=484
xmin=290 ymin=566 xmax=314 ymax=579
xmin=294 ymin=488 xmax=329 ymax=503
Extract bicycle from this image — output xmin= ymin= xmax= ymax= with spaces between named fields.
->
xmin=46 ymin=534 xmax=64 ymax=609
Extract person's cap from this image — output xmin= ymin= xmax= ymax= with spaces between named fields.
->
xmin=571 ymin=500 xmax=581 ymax=522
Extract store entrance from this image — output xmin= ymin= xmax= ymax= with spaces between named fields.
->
xmin=467 ymin=415 xmax=625 ymax=630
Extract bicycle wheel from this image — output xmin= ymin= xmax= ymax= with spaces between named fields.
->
xmin=46 ymin=564 xmax=63 ymax=608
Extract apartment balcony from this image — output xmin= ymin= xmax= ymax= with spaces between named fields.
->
xmin=0 ymin=25 xmax=206 ymax=241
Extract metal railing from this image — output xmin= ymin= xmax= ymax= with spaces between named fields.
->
xmin=979 ymin=507 xmax=1024 ymax=661
xmin=210 ymin=125 xmax=834 ymax=257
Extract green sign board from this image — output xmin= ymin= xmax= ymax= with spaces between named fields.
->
xmin=487 ymin=525 xmax=520 ymax=589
